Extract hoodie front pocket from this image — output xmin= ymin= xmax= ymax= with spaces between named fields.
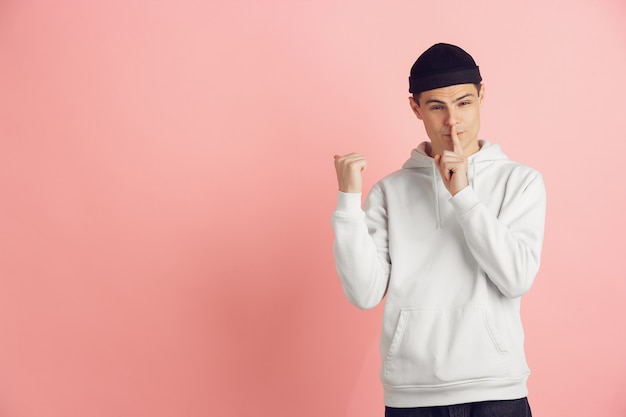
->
xmin=383 ymin=306 xmax=508 ymax=387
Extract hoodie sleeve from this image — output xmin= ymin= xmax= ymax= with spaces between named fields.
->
xmin=449 ymin=169 xmax=546 ymax=298
xmin=331 ymin=186 xmax=391 ymax=309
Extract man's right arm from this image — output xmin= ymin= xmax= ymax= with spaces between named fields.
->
xmin=331 ymin=154 xmax=390 ymax=309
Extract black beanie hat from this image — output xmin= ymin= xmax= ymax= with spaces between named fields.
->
xmin=408 ymin=43 xmax=482 ymax=94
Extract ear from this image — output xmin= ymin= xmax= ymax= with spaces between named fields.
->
xmin=478 ymin=83 xmax=485 ymax=105
xmin=408 ymin=96 xmax=423 ymax=120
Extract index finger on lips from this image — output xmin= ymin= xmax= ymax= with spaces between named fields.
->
xmin=451 ymin=125 xmax=463 ymax=155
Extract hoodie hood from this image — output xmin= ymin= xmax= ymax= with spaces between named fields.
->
xmin=402 ymin=140 xmax=509 ymax=229
xmin=402 ymin=140 xmax=509 ymax=170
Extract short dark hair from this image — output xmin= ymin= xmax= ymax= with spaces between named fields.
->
xmin=412 ymin=83 xmax=482 ymax=107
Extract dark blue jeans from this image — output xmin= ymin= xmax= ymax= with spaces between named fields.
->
xmin=385 ymin=398 xmax=532 ymax=417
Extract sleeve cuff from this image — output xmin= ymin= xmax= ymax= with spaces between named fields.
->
xmin=336 ymin=191 xmax=363 ymax=213
xmin=448 ymin=186 xmax=481 ymax=216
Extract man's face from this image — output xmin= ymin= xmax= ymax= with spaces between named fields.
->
xmin=409 ymin=83 xmax=484 ymax=157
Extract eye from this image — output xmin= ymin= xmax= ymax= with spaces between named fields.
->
xmin=459 ymin=101 xmax=472 ymax=106
xmin=430 ymin=105 xmax=443 ymax=111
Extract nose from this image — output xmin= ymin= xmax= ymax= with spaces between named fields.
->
xmin=445 ymin=108 xmax=459 ymax=126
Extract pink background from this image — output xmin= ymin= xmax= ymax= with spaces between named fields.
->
xmin=1 ymin=0 xmax=625 ymax=416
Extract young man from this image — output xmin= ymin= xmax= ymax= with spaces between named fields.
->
xmin=332 ymin=43 xmax=545 ymax=416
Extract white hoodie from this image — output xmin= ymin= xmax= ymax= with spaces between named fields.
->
xmin=332 ymin=141 xmax=546 ymax=407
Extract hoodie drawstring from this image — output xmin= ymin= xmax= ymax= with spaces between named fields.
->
xmin=431 ymin=159 xmax=442 ymax=229
xmin=470 ymin=158 xmax=476 ymax=191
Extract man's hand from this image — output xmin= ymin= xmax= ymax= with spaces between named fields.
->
xmin=434 ymin=125 xmax=469 ymax=196
xmin=333 ymin=153 xmax=367 ymax=193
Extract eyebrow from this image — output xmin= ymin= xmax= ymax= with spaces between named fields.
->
xmin=424 ymin=93 xmax=475 ymax=105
